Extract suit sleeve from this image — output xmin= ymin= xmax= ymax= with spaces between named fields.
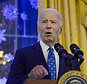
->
xmin=6 ymin=49 xmax=28 ymax=84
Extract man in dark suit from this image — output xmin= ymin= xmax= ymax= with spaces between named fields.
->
xmin=6 ymin=8 xmax=80 ymax=84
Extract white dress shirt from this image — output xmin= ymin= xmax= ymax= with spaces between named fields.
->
xmin=40 ymin=40 xmax=59 ymax=79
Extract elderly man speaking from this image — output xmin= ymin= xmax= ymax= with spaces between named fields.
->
xmin=6 ymin=8 xmax=80 ymax=84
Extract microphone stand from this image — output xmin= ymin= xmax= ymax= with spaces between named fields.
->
xmin=60 ymin=52 xmax=73 ymax=71
xmin=70 ymin=55 xmax=80 ymax=71
xmin=66 ymin=53 xmax=73 ymax=71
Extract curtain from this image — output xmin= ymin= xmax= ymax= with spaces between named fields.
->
xmin=38 ymin=0 xmax=87 ymax=75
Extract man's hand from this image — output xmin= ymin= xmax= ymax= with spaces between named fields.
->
xmin=28 ymin=65 xmax=48 ymax=79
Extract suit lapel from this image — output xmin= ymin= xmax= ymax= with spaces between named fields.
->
xmin=32 ymin=42 xmax=50 ymax=76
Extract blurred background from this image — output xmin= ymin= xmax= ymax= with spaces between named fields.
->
xmin=0 ymin=0 xmax=87 ymax=83
xmin=0 ymin=0 xmax=38 ymax=83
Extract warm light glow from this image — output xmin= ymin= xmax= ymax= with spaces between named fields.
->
xmin=0 ymin=51 xmax=4 ymax=57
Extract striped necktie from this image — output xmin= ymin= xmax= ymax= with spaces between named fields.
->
xmin=47 ymin=47 xmax=56 ymax=80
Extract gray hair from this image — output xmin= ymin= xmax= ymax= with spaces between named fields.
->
xmin=37 ymin=8 xmax=63 ymax=28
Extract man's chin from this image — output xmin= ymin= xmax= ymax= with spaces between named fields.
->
xmin=44 ymin=38 xmax=54 ymax=43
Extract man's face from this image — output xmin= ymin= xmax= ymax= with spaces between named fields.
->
xmin=38 ymin=11 xmax=62 ymax=44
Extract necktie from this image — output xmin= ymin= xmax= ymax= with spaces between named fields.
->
xmin=47 ymin=48 xmax=56 ymax=80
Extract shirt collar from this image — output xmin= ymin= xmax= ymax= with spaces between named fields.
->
xmin=40 ymin=40 xmax=55 ymax=51
xmin=40 ymin=40 xmax=49 ymax=52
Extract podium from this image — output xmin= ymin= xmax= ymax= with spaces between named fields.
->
xmin=25 ymin=79 xmax=58 ymax=84
xmin=25 ymin=71 xmax=87 ymax=84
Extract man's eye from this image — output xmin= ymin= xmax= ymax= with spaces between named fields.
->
xmin=42 ymin=20 xmax=47 ymax=23
xmin=51 ymin=21 xmax=56 ymax=23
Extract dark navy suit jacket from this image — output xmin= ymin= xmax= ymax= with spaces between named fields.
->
xmin=6 ymin=42 xmax=80 ymax=84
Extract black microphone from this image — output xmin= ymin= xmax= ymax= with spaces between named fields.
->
xmin=54 ymin=43 xmax=73 ymax=70
xmin=54 ymin=43 xmax=68 ymax=58
xmin=70 ymin=44 xmax=84 ymax=65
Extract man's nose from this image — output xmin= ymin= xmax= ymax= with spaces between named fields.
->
xmin=47 ymin=22 xmax=51 ymax=29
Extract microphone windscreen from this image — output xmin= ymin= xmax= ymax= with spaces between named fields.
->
xmin=54 ymin=43 xmax=63 ymax=52
xmin=70 ymin=44 xmax=83 ymax=56
xmin=70 ymin=44 xmax=79 ymax=54
xmin=54 ymin=43 xmax=68 ymax=57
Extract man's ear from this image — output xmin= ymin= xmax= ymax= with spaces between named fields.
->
xmin=59 ymin=28 xmax=62 ymax=35
xmin=38 ymin=26 xmax=40 ymax=33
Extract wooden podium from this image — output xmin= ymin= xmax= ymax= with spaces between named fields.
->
xmin=24 ymin=71 xmax=87 ymax=84
xmin=25 ymin=79 xmax=58 ymax=84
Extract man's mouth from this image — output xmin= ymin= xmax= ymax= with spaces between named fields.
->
xmin=45 ymin=32 xmax=52 ymax=35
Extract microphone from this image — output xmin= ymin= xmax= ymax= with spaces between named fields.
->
xmin=54 ymin=43 xmax=73 ymax=70
xmin=70 ymin=44 xmax=84 ymax=65
xmin=54 ymin=43 xmax=68 ymax=58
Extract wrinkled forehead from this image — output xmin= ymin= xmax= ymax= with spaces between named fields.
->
xmin=37 ymin=8 xmax=63 ymax=26
xmin=39 ymin=8 xmax=59 ymax=18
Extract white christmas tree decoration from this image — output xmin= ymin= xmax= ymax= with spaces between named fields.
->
xmin=29 ymin=0 xmax=38 ymax=10
xmin=0 ymin=29 xmax=6 ymax=44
